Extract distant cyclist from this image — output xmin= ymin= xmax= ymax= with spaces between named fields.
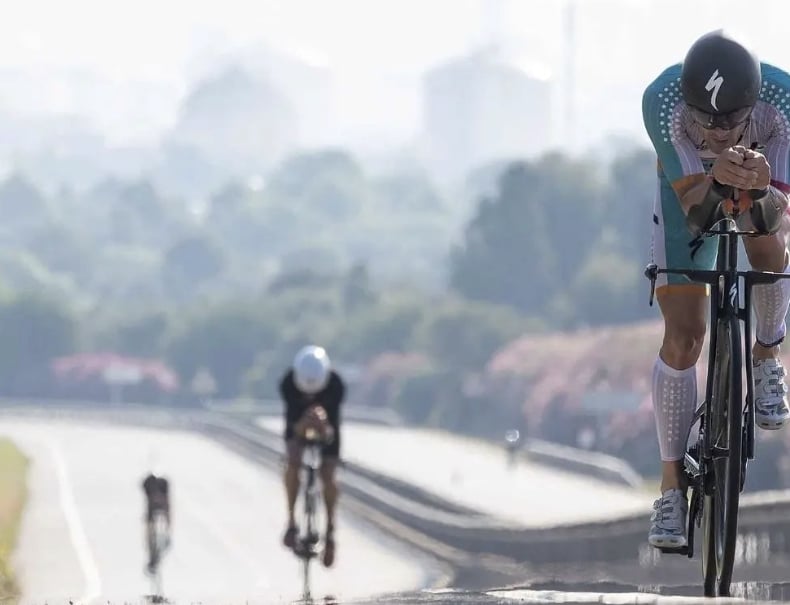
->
xmin=504 ymin=429 xmax=521 ymax=467
xmin=142 ymin=469 xmax=171 ymax=573
xmin=279 ymin=345 xmax=345 ymax=568
xmin=642 ymin=30 xmax=790 ymax=549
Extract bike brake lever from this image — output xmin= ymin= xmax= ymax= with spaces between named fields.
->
xmin=645 ymin=263 xmax=658 ymax=306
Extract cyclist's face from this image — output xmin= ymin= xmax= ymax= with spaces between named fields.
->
xmin=701 ymin=122 xmax=748 ymax=154
xmin=687 ymin=103 xmax=752 ymax=154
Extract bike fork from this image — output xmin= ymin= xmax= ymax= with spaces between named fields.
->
xmin=741 ymin=282 xmax=756 ymax=464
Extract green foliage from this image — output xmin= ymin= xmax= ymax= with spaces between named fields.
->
xmin=391 ymin=368 xmax=445 ymax=424
xmin=111 ymin=312 xmax=171 ymax=357
xmin=414 ymin=299 xmax=537 ymax=370
xmin=450 ymin=149 xmax=655 ymax=327
xmin=330 ymin=298 xmax=426 ymax=361
xmin=0 ymin=249 xmax=83 ymax=305
xmin=0 ymin=174 xmax=50 ymax=233
xmin=266 ymin=150 xmax=368 ymax=220
xmin=165 ymin=303 xmax=282 ymax=398
xmin=0 ymin=143 xmax=667 ymax=459
xmin=162 ymin=233 xmax=226 ymax=297
xmin=0 ymin=292 xmax=78 ymax=393
xmin=25 ymin=220 xmax=93 ymax=282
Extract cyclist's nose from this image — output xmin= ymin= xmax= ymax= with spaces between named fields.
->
xmin=710 ymin=127 xmax=733 ymax=140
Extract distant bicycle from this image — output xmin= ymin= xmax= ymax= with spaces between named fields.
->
xmin=146 ymin=509 xmax=170 ymax=601
xmin=291 ymin=428 xmax=330 ymax=602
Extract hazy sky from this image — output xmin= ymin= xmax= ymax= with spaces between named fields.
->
xmin=1 ymin=0 xmax=789 ymax=151
xmin=0 ymin=0 xmax=485 ymax=78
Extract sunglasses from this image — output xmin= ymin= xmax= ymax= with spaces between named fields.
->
xmin=687 ymin=105 xmax=753 ymax=130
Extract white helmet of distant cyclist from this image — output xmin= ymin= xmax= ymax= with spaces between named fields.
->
xmin=292 ymin=345 xmax=331 ymax=394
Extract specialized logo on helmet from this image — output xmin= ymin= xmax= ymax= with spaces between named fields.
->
xmin=705 ymin=68 xmax=724 ymax=111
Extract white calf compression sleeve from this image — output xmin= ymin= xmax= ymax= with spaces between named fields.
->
xmin=652 ymin=356 xmax=697 ymax=461
xmin=753 ymin=267 xmax=790 ymax=348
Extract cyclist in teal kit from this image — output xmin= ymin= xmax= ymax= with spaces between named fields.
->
xmin=642 ymin=30 xmax=790 ymax=548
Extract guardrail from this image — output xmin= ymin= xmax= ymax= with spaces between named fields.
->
xmin=181 ymin=413 xmax=790 ymax=581
xmin=520 ymin=438 xmax=644 ymax=489
xmin=0 ymin=396 xmax=640 ymax=487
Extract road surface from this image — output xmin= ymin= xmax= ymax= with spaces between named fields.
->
xmin=0 ymin=417 xmax=440 ymax=604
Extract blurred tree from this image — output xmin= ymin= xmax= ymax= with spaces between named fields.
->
xmin=330 ymin=299 xmax=425 ymax=361
xmin=0 ymin=292 xmax=78 ymax=394
xmin=606 ymin=148 xmax=655 ymax=262
xmin=166 ymin=303 xmax=281 ymax=398
xmin=266 ymin=150 xmax=369 ymax=220
xmin=163 ymin=233 xmax=226 ymax=292
xmin=152 ymin=142 xmax=225 ymax=200
xmin=450 ymin=160 xmax=562 ymax=313
xmin=391 ymin=369 xmax=445 ymax=424
xmin=0 ymin=249 xmax=83 ymax=304
xmin=109 ymin=180 xmax=189 ymax=248
xmin=25 ymin=220 xmax=94 ymax=282
xmin=89 ymin=245 xmax=162 ymax=304
xmin=451 ymin=153 xmax=642 ymax=324
xmin=267 ymin=266 xmax=337 ymax=296
xmin=342 ymin=262 xmax=377 ymax=313
xmin=374 ymin=170 xmax=445 ymax=213
xmin=414 ymin=300 xmax=535 ymax=370
xmin=112 ymin=312 xmax=171 ymax=357
xmin=169 ymin=65 xmax=296 ymax=174
xmin=0 ymin=174 xmax=51 ymax=240
xmin=277 ymin=244 xmax=345 ymax=277
xmin=568 ymin=231 xmax=649 ymax=327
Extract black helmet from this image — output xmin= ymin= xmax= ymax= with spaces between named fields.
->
xmin=680 ymin=30 xmax=761 ymax=119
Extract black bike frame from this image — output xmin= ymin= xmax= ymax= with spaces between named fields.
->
xmin=647 ymin=216 xmax=776 ymax=471
xmin=298 ymin=438 xmax=324 ymax=602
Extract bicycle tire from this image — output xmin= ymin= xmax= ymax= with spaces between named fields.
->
xmin=301 ymin=471 xmax=317 ymax=600
xmin=701 ymin=317 xmax=743 ymax=596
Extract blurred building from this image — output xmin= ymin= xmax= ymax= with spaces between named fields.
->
xmin=421 ymin=45 xmax=553 ymax=182
xmin=184 ymin=39 xmax=336 ymax=153
xmin=167 ymin=65 xmax=298 ymax=177
xmin=235 ymin=42 xmax=337 ymax=150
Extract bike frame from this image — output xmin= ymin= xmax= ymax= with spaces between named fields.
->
xmin=297 ymin=438 xmax=324 ymax=602
xmin=148 ymin=508 xmax=169 ymax=600
xmin=647 ymin=219 xmax=775 ymax=459
xmin=646 ymin=211 xmax=790 ymax=595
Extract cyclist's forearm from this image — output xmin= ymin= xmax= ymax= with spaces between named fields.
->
xmin=294 ymin=417 xmax=308 ymax=435
xmin=680 ymin=177 xmax=731 ymax=215
xmin=749 ymin=186 xmax=789 ymax=234
xmin=685 ymin=178 xmax=735 ymax=235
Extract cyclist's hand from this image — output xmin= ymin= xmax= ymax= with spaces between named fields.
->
xmin=300 ymin=406 xmax=328 ymax=437
xmin=712 ymin=147 xmax=761 ymax=190
xmin=741 ymin=149 xmax=771 ymax=190
xmin=308 ymin=405 xmax=327 ymax=422
xmin=309 ymin=406 xmax=333 ymax=441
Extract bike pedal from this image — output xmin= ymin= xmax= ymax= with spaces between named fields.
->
xmin=658 ymin=545 xmax=689 ymax=555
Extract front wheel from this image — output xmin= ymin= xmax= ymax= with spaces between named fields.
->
xmin=301 ymin=474 xmax=318 ymax=600
xmin=701 ymin=318 xmax=743 ymax=597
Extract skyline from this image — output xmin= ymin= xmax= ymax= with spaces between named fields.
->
xmin=0 ymin=0 xmax=789 ymax=155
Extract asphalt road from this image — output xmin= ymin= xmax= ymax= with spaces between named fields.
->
xmin=0 ymin=417 xmax=441 ymax=604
